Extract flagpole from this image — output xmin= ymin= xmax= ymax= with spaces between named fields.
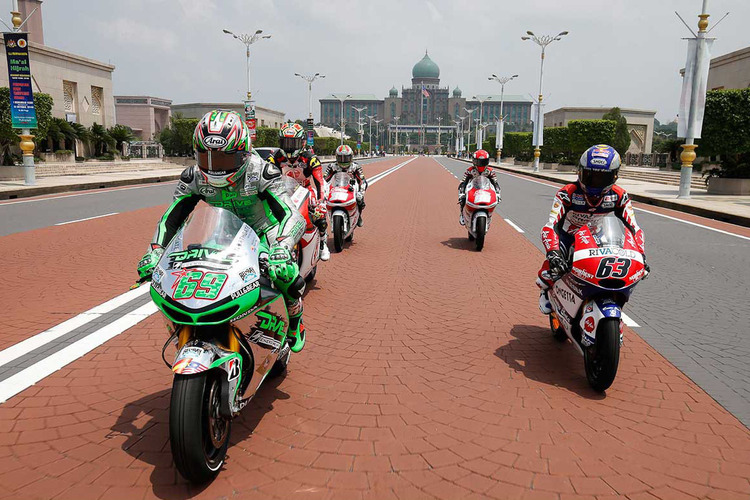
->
xmin=420 ymin=86 xmax=424 ymax=148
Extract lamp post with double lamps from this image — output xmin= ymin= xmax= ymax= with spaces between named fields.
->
xmin=471 ymin=96 xmax=488 ymax=147
xmin=522 ymin=30 xmax=568 ymax=172
xmin=372 ymin=119 xmax=382 ymax=153
xmin=436 ymin=116 xmax=443 ymax=153
xmin=332 ymin=94 xmax=352 ymax=146
xmin=488 ymin=73 xmax=518 ymax=161
xmin=352 ymin=106 xmax=366 ymax=153
xmin=463 ymin=107 xmax=476 ymax=151
xmin=393 ymin=116 xmax=400 ymax=154
xmin=453 ymin=119 xmax=461 ymax=155
xmin=367 ymin=115 xmax=376 ymax=156
xmin=294 ymin=72 xmax=325 ymax=119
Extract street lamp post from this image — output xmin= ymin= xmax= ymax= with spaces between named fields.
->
xmin=471 ymin=96 xmax=488 ymax=147
xmin=393 ymin=116 xmax=400 ymax=154
xmin=453 ymin=119 xmax=461 ymax=155
xmin=332 ymin=94 xmax=352 ymax=146
xmin=464 ymin=108 xmax=476 ymax=151
xmin=352 ymin=106 xmax=366 ymax=153
xmin=522 ymin=30 xmax=568 ymax=172
xmin=367 ymin=115 xmax=375 ymax=156
xmin=488 ymin=74 xmax=518 ymax=162
xmin=294 ymin=72 xmax=325 ymax=119
xmin=222 ymin=28 xmax=271 ymax=102
xmin=436 ymin=116 xmax=443 ymax=154
xmin=372 ymin=119 xmax=382 ymax=153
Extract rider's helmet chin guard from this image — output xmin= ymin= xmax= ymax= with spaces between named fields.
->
xmin=279 ymin=122 xmax=306 ymax=160
xmin=578 ymin=144 xmax=620 ymax=205
xmin=193 ymin=110 xmax=252 ymax=188
xmin=473 ymin=149 xmax=490 ymax=173
xmin=335 ymin=144 xmax=354 ymax=169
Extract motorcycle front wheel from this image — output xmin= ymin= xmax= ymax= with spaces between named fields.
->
xmin=170 ymin=372 xmax=231 ymax=483
xmin=584 ymin=318 xmax=620 ymax=392
xmin=475 ymin=217 xmax=486 ymax=251
xmin=333 ymin=217 xmax=344 ymax=253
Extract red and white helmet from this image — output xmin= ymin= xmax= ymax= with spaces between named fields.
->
xmin=335 ymin=144 xmax=353 ymax=168
xmin=473 ymin=149 xmax=490 ymax=172
xmin=193 ymin=110 xmax=251 ymax=188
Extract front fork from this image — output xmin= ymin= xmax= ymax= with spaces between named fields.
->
xmin=578 ymin=298 xmax=623 ymax=347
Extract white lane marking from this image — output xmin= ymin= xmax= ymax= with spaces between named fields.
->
xmin=54 ymin=212 xmax=119 ymax=226
xmin=0 ymin=301 xmax=158 ymax=403
xmin=0 ymin=286 xmax=150 ymax=369
xmin=622 ymin=313 xmax=640 ymax=328
xmin=368 ymin=157 xmax=417 ymax=186
xmin=634 ymin=207 xmax=750 ymax=242
xmin=0 ymin=183 xmax=171 ymax=206
xmin=504 ymin=218 xmax=525 ymax=233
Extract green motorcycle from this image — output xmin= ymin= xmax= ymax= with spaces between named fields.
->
xmin=145 ymin=204 xmax=293 ymax=483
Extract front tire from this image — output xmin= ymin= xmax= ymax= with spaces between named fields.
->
xmin=475 ymin=217 xmax=486 ymax=251
xmin=170 ymin=373 xmax=231 ymax=483
xmin=305 ymin=265 xmax=317 ymax=283
xmin=333 ymin=217 xmax=344 ymax=253
xmin=269 ymin=348 xmax=291 ymax=378
xmin=584 ymin=318 xmax=621 ymax=392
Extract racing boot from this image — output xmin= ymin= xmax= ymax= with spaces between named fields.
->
xmin=536 ymin=277 xmax=552 ymax=315
xmin=320 ymin=240 xmax=331 ymax=261
xmin=459 ymin=214 xmax=465 ymax=226
xmin=288 ymin=313 xmax=306 ymax=353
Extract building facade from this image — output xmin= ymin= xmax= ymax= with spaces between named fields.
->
xmin=544 ymin=107 xmax=656 ymax=154
xmin=0 ymin=0 xmax=115 ymax=129
xmin=171 ymin=103 xmax=285 ymax=129
xmin=320 ymin=51 xmax=532 ymax=150
xmin=115 ymin=96 xmax=172 ymax=140
xmin=706 ymin=46 xmax=750 ymax=90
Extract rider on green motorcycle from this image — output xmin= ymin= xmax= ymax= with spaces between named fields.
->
xmin=137 ymin=110 xmax=308 ymax=352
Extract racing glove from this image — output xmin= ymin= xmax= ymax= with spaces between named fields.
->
xmin=546 ymin=250 xmax=569 ymax=280
xmin=268 ymin=244 xmax=299 ymax=284
xmin=137 ymin=245 xmax=164 ymax=280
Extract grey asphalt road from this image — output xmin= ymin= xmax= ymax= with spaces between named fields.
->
xmin=436 ymin=156 xmax=750 ymax=427
xmin=0 ymin=157 xmax=388 ymax=237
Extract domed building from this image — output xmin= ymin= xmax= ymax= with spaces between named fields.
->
xmin=319 ymin=51 xmax=532 ymax=152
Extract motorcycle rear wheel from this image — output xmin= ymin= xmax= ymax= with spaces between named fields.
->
xmin=475 ymin=218 xmax=486 ymax=251
xmin=584 ymin=318 xmax=620 ymax=392
xmin=170 ymin=372 xmax=231 ymax=483
xmin=333 ymin=218 xmax=344 ymax=253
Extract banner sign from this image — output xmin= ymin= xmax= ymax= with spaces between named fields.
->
xmin=306 ymin=117 xmax=314 ymax=147
xmin=678 ymin=38 xmax=714 ymax=139
xmin=356 ymin=140 xmax=361 ymax=150
xmin=244 ymin=101 xmax=256 ymax=141
xmin=3 ymin=32 xmax=37 ymax=129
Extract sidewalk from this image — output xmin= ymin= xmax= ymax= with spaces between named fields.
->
xmin=460 ymin=158 xmax=750 ymax=227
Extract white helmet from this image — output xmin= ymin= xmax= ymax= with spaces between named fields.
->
xmin=336 ymin=144 xmax=353 ymax=168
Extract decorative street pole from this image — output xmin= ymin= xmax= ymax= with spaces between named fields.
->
xmin=294 ymin=72 xmax=325 ymax=119
xmin=471 ymin=96 xmax=487 ymax=147
xmin=463 ymin=107 xmax=476 ymax=151
xmin=373 ymin=119 xmax=382 ymax=153
xmin=488 ymin=74 xmax=518 ymax=162
xmin=223 ymin=28 xmax=271 ymax=143
xmin=436 ymin=116 xmax=442 ymax=154
xmin=352 ymin=106 xmax=366 ymax=153
xmin=522 ymin=30 xmax=568 ymax=172
xmin=367 ymin=114 xmax=375 ymax=156
xmin=676 ymin=0 xmax=717 ymax=199
xmin=459 ymin=115 xmax=467 ymax=155
xmin=453 ymin=119 xmax=461 ymax=155
xmin=332 ymin=94 xmax=352 ymax=146
xmin=393 ymin=116 xmax=400 ymax=154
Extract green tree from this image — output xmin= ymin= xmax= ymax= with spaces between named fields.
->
xmin=108 ymin=124 xmax=136 ymax=151
xmin=89 ymin=123 xmax=116 ymax=157
xmin=0 ymin=87 xmax=53 ymax=165
xmin=568 ymin=120 xmax=617 ymax=157
xmin=700 ymin=88 xmax=750 ymax=178
xmin=602 ymin=107 xmax=631 ymax=155
xmin=42 ymin=117 xmax=78 ymax=152
xmin=158 ymin=115 xmax=199 ymax=156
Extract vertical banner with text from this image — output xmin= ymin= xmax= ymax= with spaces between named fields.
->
xmin=306 ymin=117 xmax=314 ymax=147
xmin=3 ymin=32 xmax=37 ymax=129
xmin=243 ymin=101 xmax=257 ymax=141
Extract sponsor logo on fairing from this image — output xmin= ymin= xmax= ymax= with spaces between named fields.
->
xmin=239 ymin=266 xmax=258 ymax=282
xmin=248 ymin=330 xmax=282 ymax=349
xmin=572 ymin=266 xmax=594 ymax=280
xmin=152 ymin=268 xmax=163 ymax=283
xmin=227 ymin=358 xmax=240 ymax=381
xmin=584 ymin=316 xmax=595 ymax=333
xmin=230 ymin=280 xmax=260 ymax=300
xmin=629 ymin=269 xmax=645 ymax=282
xmin=585 ymin=303 xmax=594 ymax=313
xmin=587 ymin=248 xmax=640 ymax=259
xmin=557 ymin=288 xmax=576 ymax=304
xmin=577 ymin=232 xmax=591 ymax=245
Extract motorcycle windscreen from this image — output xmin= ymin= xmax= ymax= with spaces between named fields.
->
xmin=468 ymin=176 xmax=492 ymax=190
xmin=588 ymin=215 xmax=627 ymax=248
xmin=331 ymin=172 xmax=352 ymax=188
xmin=154 ymin=203 xmax=261 ymax=309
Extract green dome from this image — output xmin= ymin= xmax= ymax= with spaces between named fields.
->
xmin=412 ymin=51 xmax=440 ymax=79
xmin=452 ymin=86 xmax=462 ymax=97
xmin=389 ymin=86 xmax=398 ymax=97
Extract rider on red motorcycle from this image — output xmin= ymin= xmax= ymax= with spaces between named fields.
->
xmin=324 ymin=145 xmax=367 ymax=226
xmin=458 ymin=149 xmax=501 ymax=225
xmin=537 ymin=144 xmax=646 ymax=314
xmin=273 ymin=122 xmax=330 ymax=261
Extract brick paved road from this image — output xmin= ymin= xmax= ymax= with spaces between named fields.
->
xmin=0 ymin=157 xmax=749 ymax=500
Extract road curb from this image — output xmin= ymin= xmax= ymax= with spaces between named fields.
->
xmin=0 ymin=174 xmax=183 ymax=201
xmin=453 ymin=157 xmax=750 ymax=228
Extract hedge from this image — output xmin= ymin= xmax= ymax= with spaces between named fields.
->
xmin=503 ymin=132 xmax=533 ymax=160
xmin=567 ymin=120 xmax=616 ymax=157
xmin=540 ymin=126 xmax=572 ymax=163
xmin=699 ymin=88 xmax=750 ymax=158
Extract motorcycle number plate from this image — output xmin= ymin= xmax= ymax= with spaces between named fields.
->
xmin=474 ymin=191 xmax=491 ymax=204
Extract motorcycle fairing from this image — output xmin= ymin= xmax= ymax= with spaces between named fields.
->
xmin=579 ymin=298 xmax=621 ymax=347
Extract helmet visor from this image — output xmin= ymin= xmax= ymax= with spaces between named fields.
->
xmin=580 ymin=168 xmax=617 ymax=189
xmin=196 ymin=150 xmax=246 ymax=172
xmin=336 ymin=153 xmax=352 ymax=167
xmin=474 ymin=157 xmax=489 ymax=168
xmin=280 ymin=137 xmax=304 ymax=154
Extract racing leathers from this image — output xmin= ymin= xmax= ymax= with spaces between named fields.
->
xmin=324 ymin=161 xmax=367 ymax=221
xmin=146 ymin=153 xmax=307 ymax=342
xmin=537 ymin=182 xmax=645 ymax=289
xmin=273 ymin=150 xmax=328 ymax=244
xmin=458 ymin=166 xmax=501 ymax=223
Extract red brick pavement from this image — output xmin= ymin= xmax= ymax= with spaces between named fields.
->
xmin=0 ymin=156 xmax=749 ymax=500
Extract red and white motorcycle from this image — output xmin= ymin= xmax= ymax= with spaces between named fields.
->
xmin=326 ymin=171 xmax=360 ymax=253
xmin=463 ymin=176 xmax=499 ymax=251
xmin=547 ymin=215 xmax=648 ymax=392
xmin=283 ymin=176 xmax=320 ymax=282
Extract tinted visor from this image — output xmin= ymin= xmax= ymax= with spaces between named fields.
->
xmin=196 ymin=150 xmax=246 ymax=172
xmin=580 ymin=168 xmax=617 ymax=189
xmin=336 ymin=153 xmax=352 ymax=167
xmin=473 ymin=157 xmax=489 ymax=168
xmin=280 ymin=136 xmax=304 ymax=154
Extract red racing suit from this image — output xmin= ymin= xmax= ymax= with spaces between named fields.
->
xmin=276 ymin=150 xmax=327 ymax=234
xmin=458 ymin=166 xmax=501 ymax=211
xmin=538 ymin=182 xmax=645 ymax=285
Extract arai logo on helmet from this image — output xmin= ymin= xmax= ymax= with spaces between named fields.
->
xmin=204 ymin=135 xmax=228 ymax=148
xmin=589 ymin=158 xmax=608 ymax=166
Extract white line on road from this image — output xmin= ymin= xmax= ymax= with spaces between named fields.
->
xmin=368 ymin=157 xmax=417 ymax=186
xmin=0 ymin=183 xmax=169 ymax=207
xmin=55 ymin=212 xmax=119 ymax=226
xmin=634 ymin=207 xmax=750 ymax=242
xmin=0 ymin=301 xmax=158 ymax=403
xmin=0 ymin=285 xmax=150 ymax=369
xmin=504 ymin=218 xmax=525 ymax=233
xmin=622 ymin=313 xmax=640 ymax=328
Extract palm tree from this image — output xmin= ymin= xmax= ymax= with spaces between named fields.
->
xmin=108 ymin=124 xmax=136 ymax=152
xmin=89 ymin=123 xmax=116 ymax=157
